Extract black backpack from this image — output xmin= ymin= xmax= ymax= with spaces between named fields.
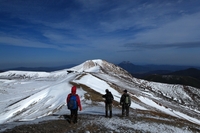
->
xmin=106 ymin=92 xmax=113 ymax=104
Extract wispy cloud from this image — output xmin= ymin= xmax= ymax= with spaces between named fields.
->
xmin=124 ymin=42 xmax=200 ymax=50
xmin=130 ymin=12 xmax=200 ymax=44
xmin=0 ymin=36 xmax=56 ymax=49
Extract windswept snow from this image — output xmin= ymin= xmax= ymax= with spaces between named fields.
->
xmin=0 ymin=71 xmax=50 ymax=79
xmin=73 ymin=73 xmax=147 ymax=110
xmin=86 ymin=115 xmax=194 ymax=133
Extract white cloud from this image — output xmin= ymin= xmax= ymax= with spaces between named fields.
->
xmin=133 ymin=12 xmax=200 ymax=44
xmin=0 ymin=36 xmax=56 ymax=49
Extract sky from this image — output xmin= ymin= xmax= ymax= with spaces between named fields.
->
xmin=0 ymin=0 xmax=200 ymax=69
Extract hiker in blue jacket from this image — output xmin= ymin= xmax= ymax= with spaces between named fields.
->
xmin=120 ymin=89 xmax=131 ymax=116
xmin=102 ymin=89 xmax=114 ymax=118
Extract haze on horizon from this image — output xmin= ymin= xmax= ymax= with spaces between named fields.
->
xmin=0 ymin=0 xmax=200 ymax=69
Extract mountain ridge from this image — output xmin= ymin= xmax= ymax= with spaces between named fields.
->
xmin=0 ymin=59 xmax=200 ymax=132
xmin=2 ymin=60 xmax=200 ymax=73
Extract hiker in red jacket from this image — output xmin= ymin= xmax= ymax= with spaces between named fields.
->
xmin=66 ymin=86 xmax=82 ymax=123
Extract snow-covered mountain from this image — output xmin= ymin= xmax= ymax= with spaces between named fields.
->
xmin=0 ymin=59 xmax=200 ymax=132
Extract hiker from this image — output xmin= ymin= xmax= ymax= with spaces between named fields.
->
xmin=120 ymin=89 xmax=131 ymax=116
xmin=102 ymin=89 xmax=114 ymax=118
xmin=66 ymin=86 xmax=82 ymax=123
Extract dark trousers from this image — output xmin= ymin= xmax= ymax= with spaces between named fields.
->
xmin=70 ymin=109 xmax=78 ymax=123
xmin=105 ymin=103 xmax=112 ymax=117
xmin=122 ymin=104 xmax=129 ymax=116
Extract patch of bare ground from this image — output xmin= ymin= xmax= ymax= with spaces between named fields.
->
xmin=2 ymin=114 xmax=115 ymax=133
xmin=135 ymin=110 xmax=200 ymax=132
xmin=2 ymin=109 xmax=200 ymax=133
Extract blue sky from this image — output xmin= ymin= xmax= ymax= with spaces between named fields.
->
xmin=1 ymin=0 xmax=200 ymax=69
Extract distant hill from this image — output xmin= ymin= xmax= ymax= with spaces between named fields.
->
xmin=131 ymin=70 xmax=171 ymax=79
xmin=168 ymin=68 xmax=200 ymax=80
xmin=117 ymin=61 xmax=200 ymax=74
xmin=1 ymin=64 xmax=77 ymax=72
xmin=143 ymin=68 xmax=200 ymax=89
xmin=144 ymin=74 xmax=200 ymax=89
xmin=117 ymin=61 xmax=200 ymax=89
xmin=117 ymin=61 xmax=149 ymax=73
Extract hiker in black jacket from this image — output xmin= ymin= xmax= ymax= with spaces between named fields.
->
xmin=102 ymin=89 xmax=114 ymax=118
xmin=120 ymin=89 xmax=131 ymax=116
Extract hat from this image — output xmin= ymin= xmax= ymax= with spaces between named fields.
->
xmin=71 ymin=86 xmax=77 ymax=94
xmin=123 ymin=89 xmax=127 ymax=93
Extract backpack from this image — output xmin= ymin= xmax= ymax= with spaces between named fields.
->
xmin=68 ymin=94 xmax=78 ymax=109
xmin=125 ymin=95 xmax=129 ymax=104
xmin=106 ymin=92 xmax=113 ymax=104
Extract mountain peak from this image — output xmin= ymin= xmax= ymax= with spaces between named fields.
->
xmin=68 ymin=59 xmax=104 ymax=73
xmin=68 ymin=59 xmax=133 ymax=79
